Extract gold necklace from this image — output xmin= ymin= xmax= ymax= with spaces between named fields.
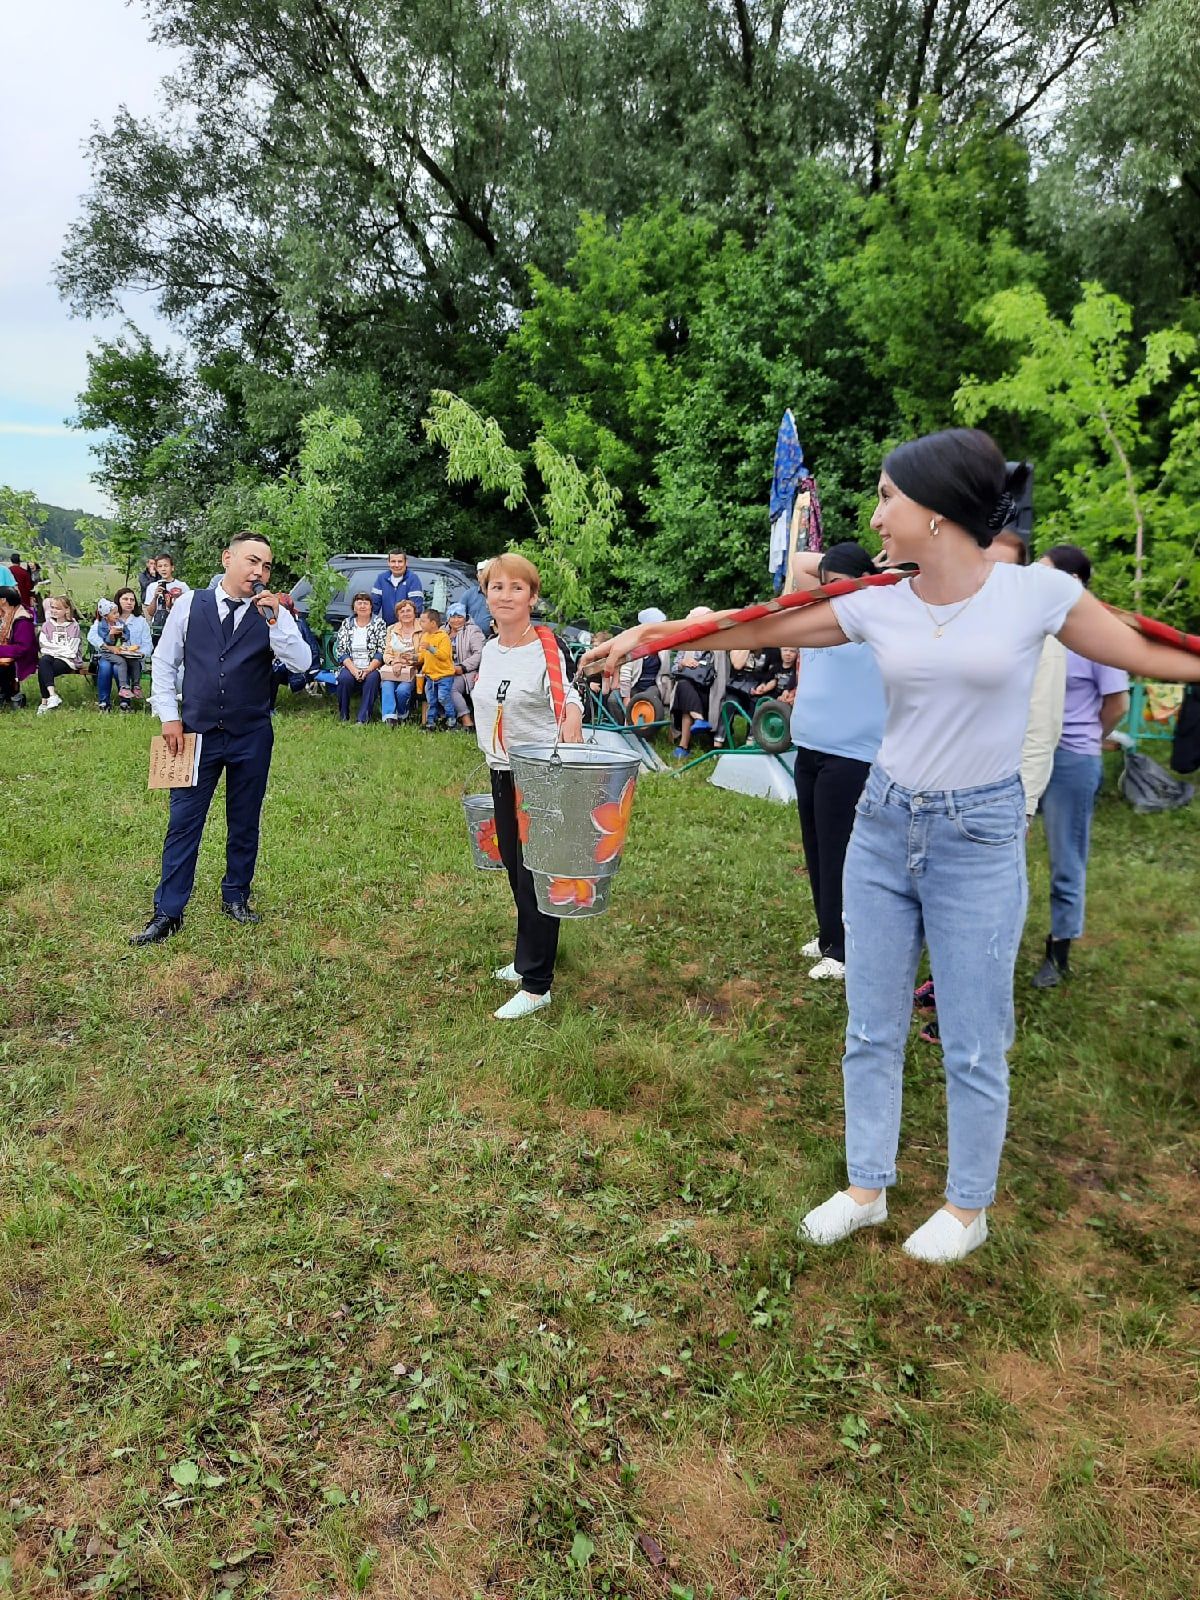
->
xmin=496 ymin=622 xmax=534 ymax=652
xmin=911 ymin=570 xmax=990 ymax=638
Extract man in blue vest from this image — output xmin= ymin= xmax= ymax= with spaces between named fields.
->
xmin=131 ymin=532 xmax=313 ymax=945
xmin=370 ymin=550 xmax=425 ymax=619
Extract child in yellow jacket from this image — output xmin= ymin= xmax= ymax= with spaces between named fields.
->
xmin=417 ymin=608 xmax=457 ymax=729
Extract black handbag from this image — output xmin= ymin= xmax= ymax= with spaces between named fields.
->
xmin=673 ymin=656 xmax=715 ymax=690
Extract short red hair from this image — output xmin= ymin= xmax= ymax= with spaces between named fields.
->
xmin=481 ymin=552 xmax=541 ymax=598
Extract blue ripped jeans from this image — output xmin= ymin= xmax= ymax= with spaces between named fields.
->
xmin=840 ymin=767 xmax=1028 ymax=1209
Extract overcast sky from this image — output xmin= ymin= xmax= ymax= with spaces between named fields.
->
xmin=0 ymin=1 xmax=179 ymax=514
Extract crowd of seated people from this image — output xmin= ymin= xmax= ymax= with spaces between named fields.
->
xmin=1 ymin=549 xmax=314 ymax=716
xmin=6 ymin=546 xmax=802 ymax=752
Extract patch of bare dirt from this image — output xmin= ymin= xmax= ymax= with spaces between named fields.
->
xmin=636 ymin=1442 xmax=788 ymax=1590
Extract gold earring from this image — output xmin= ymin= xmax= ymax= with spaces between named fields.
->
xmin=929 ymin=518 xmax=940 ymax=536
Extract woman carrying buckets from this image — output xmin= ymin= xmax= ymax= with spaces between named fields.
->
xmin=583 ymin=428 xmax=1200 ymax=1263
xmin=473 ymin=553 xmax=584 ymax=1020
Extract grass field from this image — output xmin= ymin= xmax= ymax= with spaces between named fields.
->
xmin=1 ymin=685 xmax=1198 ymax=1599
xmin=54 ymin=565 xmax=126 ymax=614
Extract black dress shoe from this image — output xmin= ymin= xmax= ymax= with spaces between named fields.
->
xmin=221 ymin=900 xmax=261 ymax=925
xmin=129 ymin=912 xmax=183 ymax=946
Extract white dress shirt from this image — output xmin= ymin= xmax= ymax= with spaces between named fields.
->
xmin=150 ymin=583 xmax=313 ymax=723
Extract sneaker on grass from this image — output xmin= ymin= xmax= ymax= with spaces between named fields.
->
xmin=800 ymin=1190 xmax=887 ymax=1245
xmin=902 ymin=1208 xmax=987 ymax=1264
xmin=494 ymin=990 xmax=552 ymax=1021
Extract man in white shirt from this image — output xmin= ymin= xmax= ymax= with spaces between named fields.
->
xmin=131 ymin=532 xmax=312 ymax=945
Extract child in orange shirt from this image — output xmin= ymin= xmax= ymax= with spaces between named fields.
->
xmin=417 ymin=608 xmax=456 ymax=729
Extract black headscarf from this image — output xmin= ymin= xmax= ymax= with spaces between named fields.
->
xmin=883 ymin=428 xmax=1029 ymax=548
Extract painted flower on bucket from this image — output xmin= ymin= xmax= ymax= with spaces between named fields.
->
xmin=548 ymin=877 xmax=597 ymax=909
xmin=474 ymin=818 xmax=503 ymax=863
xmin=514 ymin=786 xmax=530 ymax=845
xmin=591 ymin=777 xmax=636 ymax=865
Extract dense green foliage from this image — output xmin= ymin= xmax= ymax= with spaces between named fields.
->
xmin=58 ymin=0 xmax=1200 ymax=623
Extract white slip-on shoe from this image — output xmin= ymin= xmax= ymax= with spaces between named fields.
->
xmin=493 ymin=962 xmax=521 ymax=983
xmin=808 ymin=956 xmax=846 ymax=981
xmin=494 ymin=989 xmax=552 ymax=1021
xmin=800 ymin=1190 xmax=887 ymax=1245
xmin=902 ymin=1208 xmax=988 ymax=1264
xmin=801 ymin=937 xmax=822 ymax=959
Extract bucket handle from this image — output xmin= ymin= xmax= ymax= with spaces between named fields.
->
xmin=462 ymin=758 xmax=493 ymax=797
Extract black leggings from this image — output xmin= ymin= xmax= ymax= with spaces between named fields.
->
xmin=671 ymin=677 xmax=707 ymax=736
xmin=793 ymin=745 xmax=872 ymax=962
xmin=491 ymin=769 xmax=560 ymax=995
xmin=38 ymin=658 xmax=79 ymax=695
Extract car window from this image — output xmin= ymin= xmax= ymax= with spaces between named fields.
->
xmin=344 ymin=567 xmax=383 ymax=601
xmin=316 ymin=560 xmax=474 ymax=615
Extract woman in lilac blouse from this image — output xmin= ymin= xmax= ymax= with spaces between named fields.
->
xmin=1033 ymin=546 xmax=1130 ymax=988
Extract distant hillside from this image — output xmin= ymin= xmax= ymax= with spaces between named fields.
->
xmin=34 ymin=503 xmax=115 ymax=559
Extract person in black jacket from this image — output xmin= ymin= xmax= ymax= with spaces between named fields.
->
xmin=130 ymin=533 xmax=312 ymax=945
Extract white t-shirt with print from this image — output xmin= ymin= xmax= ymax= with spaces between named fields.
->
xmin=348 ymin=624 xmax=372 ymax=669
xmin=830 ymin=562 xmax=1082 ymax=792
xmin=473 ymin=634 xmax=583 ymax=771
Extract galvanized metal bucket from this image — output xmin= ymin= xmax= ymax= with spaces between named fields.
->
xmin=462 ymin=792 xmax=505 ymax=872
xmin=508 ymin=743 xmax=643 ymax=918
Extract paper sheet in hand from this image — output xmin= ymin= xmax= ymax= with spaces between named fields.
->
xmin=148 ymin=733 xmax=203 ymax=789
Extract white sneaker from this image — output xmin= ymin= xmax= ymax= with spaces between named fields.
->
xmin=808 ymin=956 xmax=846 ymax=981
xmin=494 ymin=989 xmax=552 ymax=1021
xmin=902 ymin=1208 xmax=988 ymax=1264
xmin=801 ymin=937 xmax=822 ymax=959
xmin=493 ymin=962 xmax=521 ymax=983
xmin=800 ymin=1190 xmax=887 ymax=1245
xmin=38 ymin=693 xmax=63 ymax=715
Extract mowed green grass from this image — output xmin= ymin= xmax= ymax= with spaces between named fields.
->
xmin=1 ymin=686 xmax=1198 ymax=1600
xmin=54 ymin=565 xmax=126 ymax=614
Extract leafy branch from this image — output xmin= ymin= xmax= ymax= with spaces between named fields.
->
xmin=423 ymin=391 xmax=622 ymax=624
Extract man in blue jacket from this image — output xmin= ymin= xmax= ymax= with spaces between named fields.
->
xmin=131 ymin=531 xmax=312 ymax=945
xmin=371 ymin=551 xmax=425 ymax=619
xmin=461 ymin=560 xmax=494 ymax=635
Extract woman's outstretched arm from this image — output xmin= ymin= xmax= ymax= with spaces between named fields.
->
xmin=1058 ymin=591 xmax=1200 ymax=682
xmin=581 ymin=604 xmax=848 ymax=681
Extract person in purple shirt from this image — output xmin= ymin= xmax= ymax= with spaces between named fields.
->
xmin=1033 ymin=546 xmax=1130 ymax=988
xmin=0 ymin=585 xmax=38 ymax=707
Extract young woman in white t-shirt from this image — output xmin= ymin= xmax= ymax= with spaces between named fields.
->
xmin=583 ymin=428 xmax=1200 ymax=1263
xmin=473 ymin=553 xmax=584 ymax=1021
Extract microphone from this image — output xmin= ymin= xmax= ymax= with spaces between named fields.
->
xmin=250 ymin=579 xmax=277 ymax=625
